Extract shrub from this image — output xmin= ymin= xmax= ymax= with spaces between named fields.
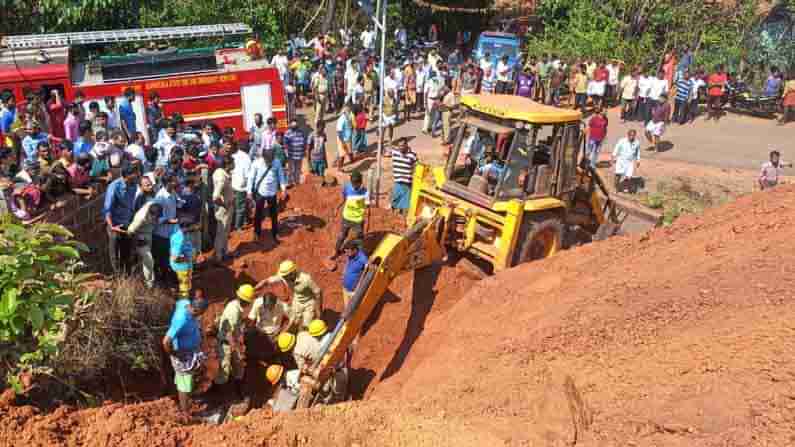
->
xmin=53 ymin=276 xmax=174 ymax=385
xmin=0 ymin=218 xmax=89 ymax=391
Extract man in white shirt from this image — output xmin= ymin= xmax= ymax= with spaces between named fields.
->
xmin=423 ymin=72 xmax=443 ymax=135
xmin=636 ymin=71 xmax=653 ymax=124
xmin=606 ymin=62 xmax=620 ymax=107
xmin=647 ymin=71 xmax=668 ymax=123
xmin=271 ymin=50 xmax=290 ymax=84
xmin=496 ymin=55 xmax=512 ymax=94
xmin=415 ymin=60 xmax=428 ymax=114
xmin=231 ymin=144 xmax=252 ymax=230
xmin=612 ymin=129 xmax=641 ymax=193
xmin=360 ymin=28 xmax=376 ymax=51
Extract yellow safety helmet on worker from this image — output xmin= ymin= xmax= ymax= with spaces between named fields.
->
xmin=236 ymin=284 xmax=255 ymax=303
xmin=277 ymin=260 xmax=297 ymax=278
xmin=308 ymin=319 xmax=328 ymax=337
xmin=266 ymin=364 xmax=284 ymax=385
xmin=277 ymin=332 xmax=296 ymax=352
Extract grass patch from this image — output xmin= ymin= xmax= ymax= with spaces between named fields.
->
xmin=641 ymin=177 xmax=729 ymax=226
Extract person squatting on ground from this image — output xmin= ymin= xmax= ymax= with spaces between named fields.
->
xmin=162 ymin=293 xmax=209 ymax=417
xmin=759 ymin=150 xmax=792 ymax=190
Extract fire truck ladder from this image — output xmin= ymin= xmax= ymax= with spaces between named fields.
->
xmin=1 ymin=23 xmax=252 ymax=50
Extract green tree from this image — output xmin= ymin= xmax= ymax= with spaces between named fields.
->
xmin=0 ymin=220 xmax=88 ymax=390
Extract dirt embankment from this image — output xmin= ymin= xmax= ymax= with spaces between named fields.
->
xmin=3 ymin=182 xmax=795 ymax=446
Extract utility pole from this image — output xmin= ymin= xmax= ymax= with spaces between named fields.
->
xmin=356 ymin=0 xmax=387 ymax=206
xmin=374 ymin=0 xmax=387 ymax=207
xmin=322 ymin=0 xmax=338 ymax=34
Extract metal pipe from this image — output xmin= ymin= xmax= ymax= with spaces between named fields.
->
xmin=374 ymin=0 xmax=387 ymax=207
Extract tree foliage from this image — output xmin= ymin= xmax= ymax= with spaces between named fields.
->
xmin=0 ymin=218 xmax=89 ymax=390
xmin=528 ymin=0 xmax=770 ymax=75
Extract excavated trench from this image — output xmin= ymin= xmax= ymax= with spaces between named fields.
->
xmin=187 ymin=178 xmax=482 ymax=410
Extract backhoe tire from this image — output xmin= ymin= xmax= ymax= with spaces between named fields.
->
xmin=513 ymin=214 xmax=564 ymax=266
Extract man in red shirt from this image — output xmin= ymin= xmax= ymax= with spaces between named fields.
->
xmin=586 ymin=107 xmax=609 ymax=169
xmin=707 ymin=64 xmax=727 ymax=121
xmin=592 ymin=62 xmax=610 ymax=109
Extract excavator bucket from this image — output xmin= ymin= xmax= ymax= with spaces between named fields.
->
xmin=581 ymin=165 xmax=663 ymax=238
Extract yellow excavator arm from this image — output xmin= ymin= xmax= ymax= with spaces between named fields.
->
xmin=297 ymin=213 xmax=448 ymax=407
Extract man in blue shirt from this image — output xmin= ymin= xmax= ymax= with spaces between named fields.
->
xmin=162 ymin=293 xmax=208 ymax=416
xmin=103 ymin=165 xmax=139 ymax=273
xmin=342 ymin=239 xmax=368 ymax=308
xmin=73 ymin=120 xmax=94 ymax=158
xmin=247 ymin=149 xmax=288 ymax=244
xmin=21 ymin=121 xmax=49 ymax=164
xmin=170 ymin=223 xmax=194 ymax=299
xmin=152 ymin=175 xmax=180 ymax=286
xmin=0 ymin=92 xmax=16 ymax=134
xmin=118 ymin=88 xmax=137 ymax=140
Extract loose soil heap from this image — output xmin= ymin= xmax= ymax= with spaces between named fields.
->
xmin=3 ymin=181 xmax=795 ymax=446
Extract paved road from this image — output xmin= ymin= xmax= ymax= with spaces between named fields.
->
xmin=316 ymin=103 xmax=791 ymax=178
xmin=599 ymin=109 xmax=791 ymax=171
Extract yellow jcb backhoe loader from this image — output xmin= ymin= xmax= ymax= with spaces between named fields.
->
xmin=295 ymin=94 xmax=661 ymax=407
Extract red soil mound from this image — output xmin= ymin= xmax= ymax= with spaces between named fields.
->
xmin=4 ymin=182 xmax=795 ymax=446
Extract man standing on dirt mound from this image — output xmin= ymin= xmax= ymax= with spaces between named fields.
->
xmin=162 ymin=293 xmax=209 ymax=417
xmin=330 ymin=170 xmax=369 ymax=261
xmin=258 ymin=260 xmax=323 ymax=333
xmin=214 ymin=284 xmax=254 ymax=401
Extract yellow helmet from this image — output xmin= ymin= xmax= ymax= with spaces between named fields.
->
xmin=277 ymin=260 xmax=297 ymax=277
xmin=266 ymin=364 xmax=284 ymax=385
xmin=236 ymin=284 xmax=255 ymax=303
xmin=308 ymin=319 xmax=328 ymax=337
xmin=277 ymin=332 xmax=296 ymax=352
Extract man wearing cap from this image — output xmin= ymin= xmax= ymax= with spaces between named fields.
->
xmin=258 ymin=260 xmax=323 ymax=333
xmin=214 ymin=284 xmax=254 ymax=399
xmin=276 ymin=320 xmax=349 ymax=405
xmin=277 ymin=319 xmax=330 ymax=372
xmin=162 ymin=293 xmax=208 ymax=417
xmin=265 ymin=364 xmax=301 ymax=411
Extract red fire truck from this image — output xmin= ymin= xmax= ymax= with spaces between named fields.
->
xmin=0 ymin=24 xmax=287 ymax=143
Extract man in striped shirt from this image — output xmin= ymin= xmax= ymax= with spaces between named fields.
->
xmin=391 ymin=138 xmax=418 ymax=214
xmin=673 ymin=71 xmax=694 ymax=125
xmin=283 ymin=120 xmax=306 ymax=186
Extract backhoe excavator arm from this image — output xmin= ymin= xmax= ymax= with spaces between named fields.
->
xmin=296 ymin=213 xmax=448 ymax=407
